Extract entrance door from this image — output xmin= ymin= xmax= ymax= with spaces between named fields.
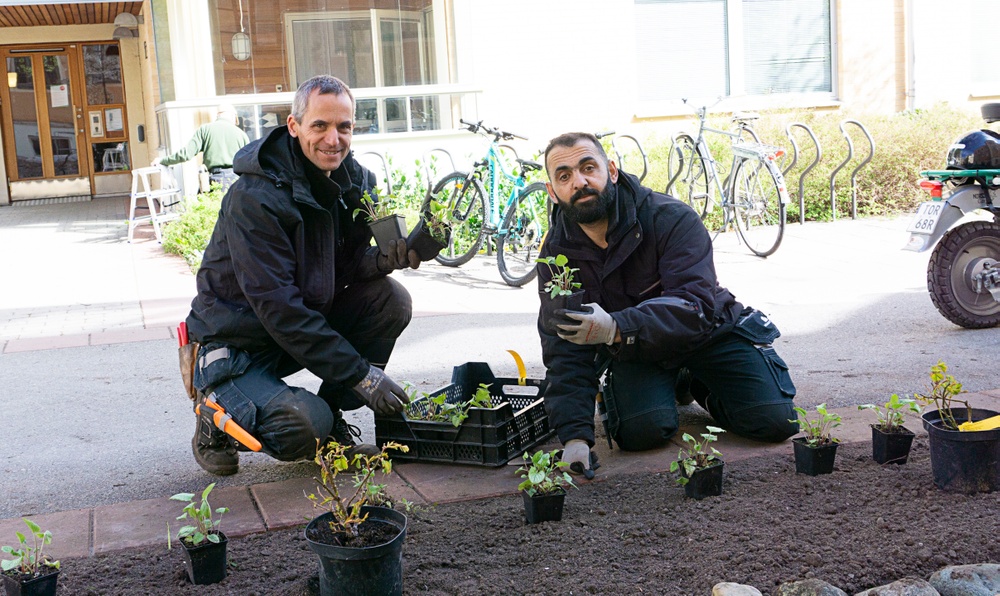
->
xmin=1 ymin=45 xmax=91 ymax=199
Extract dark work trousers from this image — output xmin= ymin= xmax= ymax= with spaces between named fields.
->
xmin=602 ymin=332 xmax=798 ymax=451
xmin=194 ymin=276 xmax=412 ymax=462
xmin=209 ymin=168 xmax=238 ymax=193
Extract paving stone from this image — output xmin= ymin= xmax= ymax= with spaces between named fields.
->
xmin=0 ymin=509 xmax=91 ymax=559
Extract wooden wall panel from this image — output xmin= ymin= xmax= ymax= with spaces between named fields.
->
xmin=0 ymin=2 xmax=142 ymax=28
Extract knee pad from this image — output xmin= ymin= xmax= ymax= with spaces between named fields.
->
xmin=256 ymin=387 xmax=334 ymax=461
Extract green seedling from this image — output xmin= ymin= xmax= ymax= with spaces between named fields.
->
xmin=859 ymin=393 xmax=921 ymax=433
xmin=1 ymin=518 xmax=60 ymax=577
xmin=914 ymin=360 xmax=972 ymax=430
xmin=536 ymin=254 xmax=581 ymax=299
xmin=170 ymin=483 xmax=229 ymax=547
xmin=790 ymin=403 xmax=841 ymax=447
xmin=517 ymin=449 xmax=576 ymax=497
xmin=669 ymin=426 xmax=725 ymax=485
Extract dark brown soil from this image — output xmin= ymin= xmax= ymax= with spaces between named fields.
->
xmin=57 ymin=439 xmax=1000 ymax=595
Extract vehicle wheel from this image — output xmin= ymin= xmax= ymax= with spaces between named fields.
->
xmin=497 ymin=182 xmax=549 ymax=287
xmin=732 ymin=158 xmax=785 ymax=257
xmin=928 ymin=221 xmax=1000 ymax=328
xmin=666 ymin=134 xmax=710 ymax=219
xmin=422 ymin=172 xmax=486 ymax=267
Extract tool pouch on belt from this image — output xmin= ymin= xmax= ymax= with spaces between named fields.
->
xmin=731 ymin=306 xmax=781 ymax=345
xmin=179 ymin=342 xmax=200 ymax=402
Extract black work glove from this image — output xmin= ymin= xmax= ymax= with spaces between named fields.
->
xmin=351 ymin=367 xmax=410 ymax=415
xmin=377 ymin=238 xmax=421 ymax=272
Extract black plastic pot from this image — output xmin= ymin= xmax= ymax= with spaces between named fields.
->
xmin=180 ymin=531 xmax=228 ymax=585
xmin=0 ymin=569 xmax=59 ymax=596
xmin=871 ymin=425 xmax=915 ymax=465
xmin=539 ymin=290 xmax=585 ymax=335
xmin=405 ymin=219 xmax=449 ymax=262
xmin=792 ymin=437 xmax=838 ymax=475
xmin=681 ymin=460 xmax=724 ymax=499
xmin=369 ymin=214 xmax=407 ymax=256
xmin=522 ymin=488 xmax=566 ymax=524
xmin=305 ymin=506 xmax=407 ymax=596
xmin=922 ymin=408 xmax=1000 ymax=494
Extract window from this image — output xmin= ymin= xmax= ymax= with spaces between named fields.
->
xmin=634 ymin=0 xmax=832 ymax=105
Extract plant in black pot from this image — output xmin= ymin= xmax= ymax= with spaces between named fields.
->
xmin=790 ymin=404 xmax=841 ymax=476
xmin=858 ymin=393 xmax=921 ymax=465
xmin=356 ymin=191 xmax=406 ymax=256
xmin=517 ymin=448 xmax=576 ymax=524
xmin=304 ymin=440 xmax=409 ymax=596
xmin=169 ymin=483 xmax=230 ymax=585
xmin=915 ymin=360 xmax=1000 ymax=494
xmin=406 ymin=198 xmax=453 ymax=262
xmin=536 ymin=254 xmax=584 ymax=335
xmin=669 ymin=426 xmax=726 ymax=499
xmin=1 ymin=518 xmax=60 ymax=596
xmin=401 ymin=381 xmax=493 ymax=427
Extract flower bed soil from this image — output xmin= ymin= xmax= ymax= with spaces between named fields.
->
xmin=57 ymin=439 xmax=1000 ymax=595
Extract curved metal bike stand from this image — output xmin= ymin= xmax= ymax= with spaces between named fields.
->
xmin=421 ymin=148 xmax=456 ymax=189
xmin=356 ymin=151 xmax=393 ymax=195
xmin=611 ymin=134 xmax=649 ymax=183
xmin=783 ymin=123 xmax=822 ymax=225
xmin=828 ymin=120 xmax=875 ymax=220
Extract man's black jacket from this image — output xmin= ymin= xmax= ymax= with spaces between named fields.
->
xmin=186 ymin=125 xmax=384 ymax=388
xmin=538 ymin=172 xmax=743 ymax=446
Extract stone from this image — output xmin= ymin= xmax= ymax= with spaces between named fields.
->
xmin=929 ymin=564 xmax=1000 ymax=596
xmin=776 ymin=578 xmax=849 ymax=596
xmin=713 ymin=582 xmax=764 ymax=596
xmin=854 ymin=576 xmax=940 ymax=596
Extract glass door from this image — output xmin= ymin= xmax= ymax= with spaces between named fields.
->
xmin=1 ymin=46 xmax=89 ymax=184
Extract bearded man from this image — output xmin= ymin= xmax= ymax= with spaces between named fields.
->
xmin=537 ymin=132 xmax=798 ymax=478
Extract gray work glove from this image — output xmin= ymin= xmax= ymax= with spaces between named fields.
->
xmin=556 ymin=302 xmax=618 ymax=345
xmin=561 ymin=439 xmax=593 ymax=476
xmin=351 ymin=367 xmax=410 ymax=415
xmin=377 ymin=238 xmax=421 ymax=272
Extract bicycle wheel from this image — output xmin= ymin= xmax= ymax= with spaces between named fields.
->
xmin=422 ymin=171 xmax=487 ymax=266
xmin=731 ymin=158 xmax=785 ymax=257
xmin=496 ymin=182 xmax=550 ymax=287
xmin=667 ymin=134 xmax=710 ymax=219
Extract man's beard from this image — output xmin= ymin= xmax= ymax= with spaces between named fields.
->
xmin=560 ymin=175 xmax=616 ymax=224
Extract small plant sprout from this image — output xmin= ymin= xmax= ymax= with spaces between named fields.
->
xmin=669 ymin=426 xmax=725 ymax=485
xmin=306 ymin=440 xmax=408 ymax=538
xmin=423 ymin=198 xmax=454 ymax=244
xmin=170 ymin=483 xmax=229 ymax=546
xmin=536 ymin=254 xmax=581 ymax=299
xmin=402 ymin=382 xmax=495 ymax=427
xmin=914 ymin=360 xmax=972 ymax=430
xmin=790 ymin=403 xmax=842 ymax=447
xmin=1 ymin=518 xmax=59 ymax=577
xmin=858 ymin=393 xmax=921 ymax=433
xmin=353 ymin=190 xmax=398 ymax=223
xmin=517 ymin=449 xmax=576 ymax=497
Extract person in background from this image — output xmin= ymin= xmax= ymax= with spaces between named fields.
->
xmin=154 ymin=104 xmax=249 ymax=191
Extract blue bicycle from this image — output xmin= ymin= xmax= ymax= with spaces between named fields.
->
xmin=422 ymin=120 xmax=549 ymax=287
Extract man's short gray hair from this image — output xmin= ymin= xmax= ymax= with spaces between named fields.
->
xmin=291 ymin=75 xmax=355 ymax=123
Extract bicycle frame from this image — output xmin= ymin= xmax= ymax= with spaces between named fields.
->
xmin=690 ymin=109 xmax=753 ymax=212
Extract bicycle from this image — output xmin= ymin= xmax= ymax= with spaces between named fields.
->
xmin=422 ymin=119 xmax=549 ymax=287
xmin=666 ymin=99 xmax=789 ymax=257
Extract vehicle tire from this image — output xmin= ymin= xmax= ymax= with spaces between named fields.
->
xmin=928 ymin=220 xmax=1000 ymax=328
xmin=421 ymin=172 xmax=486 ymax=267
xmin=497 ymin=182 xmax=549 ymax=287
xmin=666 ymin=134 xmax=710 ymax=219
xmin=732 ymin=158 xmax=785 ymax=257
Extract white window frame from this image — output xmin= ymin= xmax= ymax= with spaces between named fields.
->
xmin=633 ymin=0 xmax=839 ymax=117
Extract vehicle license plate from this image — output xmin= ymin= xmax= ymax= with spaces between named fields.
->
xmin=906 ymin=201 xmax=945 ymax=233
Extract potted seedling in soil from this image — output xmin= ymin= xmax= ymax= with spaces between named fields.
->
xmin=169 ymin=483 xmax=230 ymax=585
xmin=915 ymin=360 xmax=1000 ymax=494
xmin=517 ymin=449 xmax=576 ymax=524
xmin=790 ymin=403 xmax=841 ymax=476
xmin=1 ymin=518 xmax=60 ymax=596
xmin=402 ymin=382 xmax=494 ymax=427
xmin=669 ymin=426 xmax=726 ymax=499
xmin=305 ymin=440 xmax=409 ymax=596
xmin=406 ymin=197 xmax=453 ymax=262
xmin=859 ymin=393 xmax=921 ymax=465
xmin=536 ymin=254 xmax=584 ymax=335
xmin=356 ymin=191 xmax=406 ymax=256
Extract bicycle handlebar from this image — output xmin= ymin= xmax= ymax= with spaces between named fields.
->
xmin=459 ymin=118 xmax=527 ymax=141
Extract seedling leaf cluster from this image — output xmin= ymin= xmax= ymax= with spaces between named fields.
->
xmin=669 ymin=426 xmax=725 ymax=485
xmin=858 ymin=393 xmax=921 ymax=433
xmin=403 ymin=382 xmax=495 ymax=427
xmin=170 ymin=483 xmax=229 ymax=547
xmin=517 ymin=449 xmax=575 ymax=497
xmin=1 ymin=518 xmax=59 ymax=577
xmin=791 ymin=403 xmax=841 ymax=447
xmin=536 ymin=254 xmax=581 ymax=299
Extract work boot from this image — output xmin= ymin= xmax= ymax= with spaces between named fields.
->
xmin=192 ymin=402 xmax=239 ymax=476
xmin=328 ymin=410 xmax=381 ymax=457
xmin=674 ymin=367 xmax=696 ymax=406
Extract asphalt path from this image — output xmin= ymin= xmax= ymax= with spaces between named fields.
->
xmin=3 ymin=215 xmax=1000 ymax=519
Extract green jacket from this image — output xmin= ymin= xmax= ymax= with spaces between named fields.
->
xmin=160 ymin=117 xmax=249 ymax=170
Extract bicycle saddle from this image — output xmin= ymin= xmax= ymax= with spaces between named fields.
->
xmin=733 ymin=112 xmax=759 ymax=122
xmin=517 ymin=159 xmax=542 ymax=173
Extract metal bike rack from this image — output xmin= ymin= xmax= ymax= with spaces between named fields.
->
xmin=421 ymin=148 xmax=456 ymax=192
xmin=611 ymin=134 xmax=649 ymax=183
xmin=356 ymin=151 xmax=393 ymax=194
xmin=782 ymin=123 xmax=822 ymax=225
xmin=828 ymin=120 xmax=875 ymax=220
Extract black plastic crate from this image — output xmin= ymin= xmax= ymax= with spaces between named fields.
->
xmin=374 ymin=362 xmax=554 ymax=466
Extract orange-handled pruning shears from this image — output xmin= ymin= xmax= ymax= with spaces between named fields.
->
xmin=196 ymin=394 xmax=263 ymax=452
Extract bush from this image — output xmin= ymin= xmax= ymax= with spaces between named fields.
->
xmin=642 ymin=102 xmax=984 ymax=223
xmin=162 ymin=186 xmax=225 ymax=272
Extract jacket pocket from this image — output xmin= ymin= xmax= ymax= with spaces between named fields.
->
xmin=758 ymin=346 xmax=796 ymax=398
xmin=194 ymin=342 xmax=252 ymax=393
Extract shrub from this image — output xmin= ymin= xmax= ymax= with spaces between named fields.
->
xmin=162 ymin=186 xmax=224 ymax=271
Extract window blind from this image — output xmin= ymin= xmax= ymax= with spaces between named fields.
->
xmin=742 ymin=0 xmax=831 ymax=94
